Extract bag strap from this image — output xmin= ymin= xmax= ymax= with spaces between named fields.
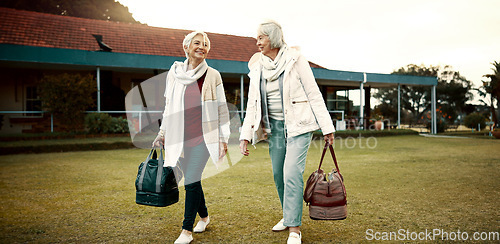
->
xmin=155 ymin=149 xmax=164 ymax=192
xmin=318 ymin=142 xmax=341 ymax=175
xmin=137 ymin=148 xmax=155 ymax=191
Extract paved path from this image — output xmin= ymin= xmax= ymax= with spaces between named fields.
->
xmin=419 ymin=134 xmax=470 ymax=139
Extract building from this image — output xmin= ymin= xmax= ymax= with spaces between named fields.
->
xmin=0 ymin=7 xmax=438 ymax=134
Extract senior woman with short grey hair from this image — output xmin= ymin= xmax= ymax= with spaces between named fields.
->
xmin=153 ymin=31 xmax=230 ymax=244
xmin=239 ymin=20 xmax=335 ymax=244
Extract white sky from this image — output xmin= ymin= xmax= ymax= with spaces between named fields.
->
xmin=118 ymin=0 xmax=500 ymax=105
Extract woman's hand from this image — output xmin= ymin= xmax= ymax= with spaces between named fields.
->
xmin=152 ymin=134 xmax=164 ymax=148
xmin=219 ymin=142 xmax=228 ymax=159
xmin=324 ymin=133 xmax=334 ymax=146
xmin=239 ymin=140 xmax=250 ymax=156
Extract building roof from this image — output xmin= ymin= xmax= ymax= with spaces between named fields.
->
xmin=0 ymin=7 xmax=258 ymax=62
xmin=0 ymin=7 xmax=329 ymax=69
xmin=0 ymin=7 xmax=435 ymax=86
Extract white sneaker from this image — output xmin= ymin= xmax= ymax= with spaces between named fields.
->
xmin=272 ymin=218 xmax=288 ymax=232
xmin=174 ymin=232 xmax=193 ymax=244
xmin=193 ymin=216 xmax=210 ymax=233
xmin=287 ymin=232 xmax=302 ymax=244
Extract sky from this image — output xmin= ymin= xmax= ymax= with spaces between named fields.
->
xmin=117 ymin=0 xmax=500 ymax=105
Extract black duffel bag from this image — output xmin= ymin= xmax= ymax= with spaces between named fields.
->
xmin=135 ymin=148 xmax=179 ymax=207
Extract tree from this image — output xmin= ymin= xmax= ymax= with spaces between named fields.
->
xmin=0 ymin=0 xmax=138 ymax=24
xmin=436 ymin=66 xmax=473 ymax=124
xmin=374 ymin=64 xmax=472 ymax=125
xmin=374 ymin=64 xmax=438 ymax=125
xmin=464 ymin=113 xmax=486 ymax=130
xmin=372 ymin=103 xmax=397 ymax=122
xmin=38 ymin=73 xmax=96 ymax=131
xmin=477 ymin=61 xmax=500 ymax=126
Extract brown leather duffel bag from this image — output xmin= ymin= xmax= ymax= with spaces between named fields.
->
xmin=304 ymin=142 xmax=347 ymax=220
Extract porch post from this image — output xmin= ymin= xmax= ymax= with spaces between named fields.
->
xmin=398 ymin=83 xmax=401 ymax=128
xmin=432 ymin=85 xmax=437 ymax=134
xmin=96 ymin=66 xmax=101 ymax=112
xmin=240 ymin=74 xmax=244 ymax=119
xmin=359 ymin=73 xmax=366 ymax=129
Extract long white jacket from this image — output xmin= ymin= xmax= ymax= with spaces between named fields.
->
xmin=239 ymin=49 xmax=335 ymax=145
xmin=160 ymin=66 xmax=230 ymax=166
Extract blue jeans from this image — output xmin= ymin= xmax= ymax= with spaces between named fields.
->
xmin=180 ymin=142 xmax=210 ymax=231
xmin=269 ymin=118 xmax=312 ymax=227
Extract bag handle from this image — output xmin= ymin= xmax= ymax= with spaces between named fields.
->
xmin=137 ymin=148 xmax=164 ymax=192
xmin=137 ymin=149 xmax=154 ymax=191
xmin=318 ymin=142 xmax=341 ymax=176
xmin=155 ymin=148 xmax=164 ymax=192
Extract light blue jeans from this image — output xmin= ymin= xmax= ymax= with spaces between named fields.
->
xmin=269 ymin=118 xmax=312 ymax=227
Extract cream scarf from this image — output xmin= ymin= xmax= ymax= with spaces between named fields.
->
xmin=163 ymin=59 xmax=208 ymax=166
xmin=260 ymin=45 xmax=289 ymax=81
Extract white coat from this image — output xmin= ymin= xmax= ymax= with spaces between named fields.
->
xmin=239 ymin=48 xmax=335 ymax=145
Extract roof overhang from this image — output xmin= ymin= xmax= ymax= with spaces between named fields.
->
xmin=0 ymin=44 xmax=437 ymax=87
xmin=0 ymin=44 xmax=250 ymax=75
xmin=312 ymin=66 xmax=437 ymax=88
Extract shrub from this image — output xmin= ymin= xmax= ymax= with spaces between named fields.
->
xmin=38 ymin=73 xmax=96 ymax=131
xmin=464 ymin=113 xmax=486 ymax=130
xmin=85 ymin=113 xmax=129 ymax=134
xmin=85 ymin=113 xmax=111 ymax=134
xmin=109 ymin=116 xmax=129 ymax=133
xmin=427 ymin=119 xmax=448 ymax=133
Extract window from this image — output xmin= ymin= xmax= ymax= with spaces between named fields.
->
xmin=25 ymin=86 xmax=42 ymax=117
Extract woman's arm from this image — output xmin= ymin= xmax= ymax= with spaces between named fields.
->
xmin=159 ymin=71 xmax=175 ymax=133
xmin=239 ymin=71 xmax=261 ymax=142
xmin=153 ymin=71 xmax=174 ymax=147
xmin=239 ymin=53 xmax=261 ymax=142
xmin=216 ymin=74 xmax=230 ymax=143
xmin=295 ymin=55 xmax=335 ymax=135
xmin=214 ymin=71 xmax=230 ymax=159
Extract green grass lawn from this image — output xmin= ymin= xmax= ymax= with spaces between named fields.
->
xmin=0 ymin=135 xmax=499 ymax=243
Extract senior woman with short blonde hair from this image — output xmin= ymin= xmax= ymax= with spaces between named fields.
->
xmin=153 ymin=31 xmax=230 ymax=244
xmin=239 ymin=21 xmax=335 ymax=244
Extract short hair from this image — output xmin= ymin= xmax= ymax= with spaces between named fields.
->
xmin=182 ymin=31 xmax=211 ymax=58
xmin=257 ymin=20 xmax=285 ymax=49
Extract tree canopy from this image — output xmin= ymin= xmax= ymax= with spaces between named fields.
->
xmin=38 ymin=73 xmax=96 ymax=131
xmin=436 ymin=66 xmax=473 ymax=123
xmin=477 ymin=61 xmax=500 ymax=125
xmin=0 ymin=0 xmax=138 ymax=24
xmin=374 ymin=64 xmax=472 ymax=125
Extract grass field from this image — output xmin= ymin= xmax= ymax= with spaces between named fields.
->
xmin=0 ymin=135 xmax=499 ymax=243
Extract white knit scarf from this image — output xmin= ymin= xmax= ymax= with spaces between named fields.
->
xmin=260 ymin=45 xmax=289 ymax=82
xmin=163 ymin=59 xmax=208 ymax=166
